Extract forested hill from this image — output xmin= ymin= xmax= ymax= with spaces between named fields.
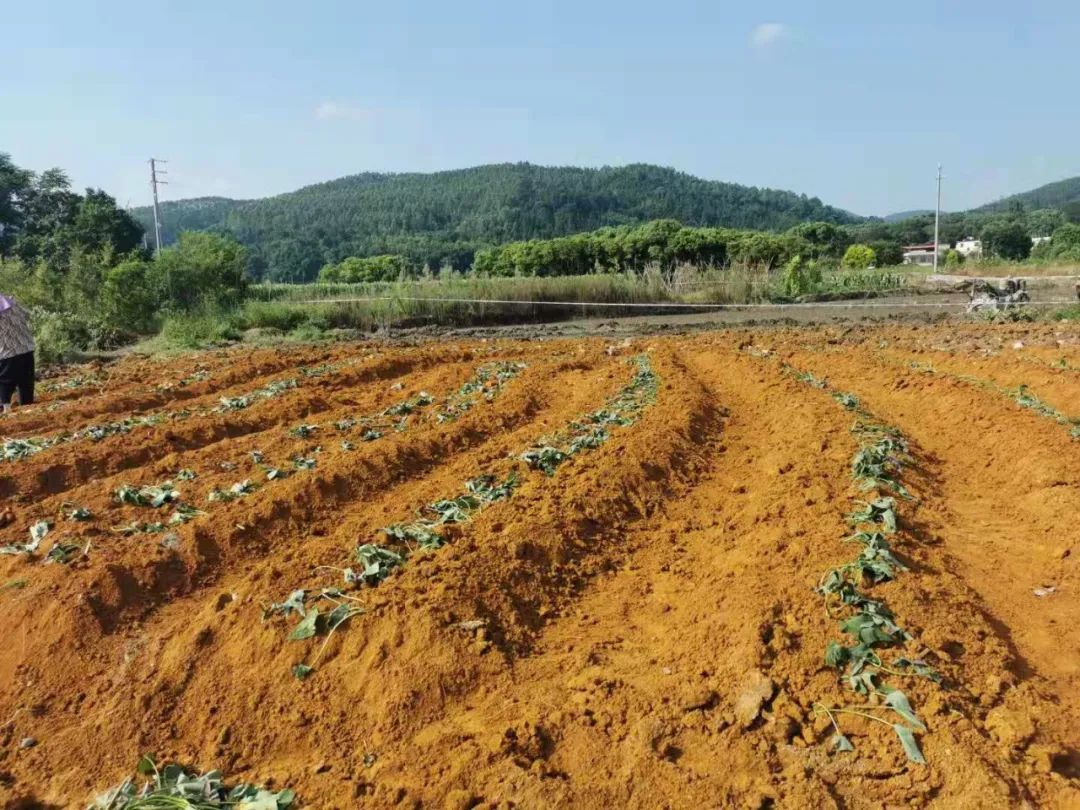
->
xmin=131 ymin=163 xmax=861 ymax=281
xmin=975 ymin=176 xmax=1080 ymax=216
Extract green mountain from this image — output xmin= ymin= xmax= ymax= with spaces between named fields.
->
xmin=132 ymin=162 xmax=861 ymax=281
xmin=882 ymin=209 xmax=934 ymax=223
xmin=975 ymin=176 xmax=1080 ymax=213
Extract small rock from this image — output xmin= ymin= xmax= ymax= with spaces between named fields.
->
xmin=734 ymin=670 xmax=775 ymax=728
xmin=1054 ymin=547 xmax=1071 ymax=560
xmin=19 ymin=737 xmax=36 ymax=749
xmin=1033 ymin=586 xmax=1056 ymax=598
xmin=312 ymin=762 xmax=331 ymax=774
xmin=1012 ymin=341 xmax=1024 ymax=350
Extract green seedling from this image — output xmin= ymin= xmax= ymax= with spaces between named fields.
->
xmin=46 ymin=541 xmax=83 ymax=564
xmin=168 ymin=504 xmax=206 ymax=525
xmin=833 ymin=392 xmax=861 ymax=410
xmin=88 ymin=755 xmax=295 ymax=809
xmin=849 ymin=497 xmax=897 ymax=533
xmin=113 ymin=522 xmax=166 ymax=536
xmin=521 ymin=446 xmax=567 ymax=476
xmin=383 ymin=392 xmax=433 ymax=417
xmin=289 ymin=423 xmax=318 ymax=439
xmin=62 ymin=502 xmax=93 ymax=521
xmin=218 ymin=395 xmax=251 ymax=410
xmin=208 ymin=480 xmax=257 ymax=502
xmin=383 ymin=522 xmax=446 ymax=550
xmin=116 ymin=483 xmax=180 ymax=508
xmin=2 ymin=438 xmax=46 ymax=461
xmin=0 ymin=521 xmax=50 ymax=556
xmin=350 ymin=544 xmax=404 ymax=585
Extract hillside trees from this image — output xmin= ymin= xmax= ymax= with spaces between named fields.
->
xmin=131 ymin=163 xmax=861 ymax=281
xmin=980 ymin=220 xmax=1032 ymax=261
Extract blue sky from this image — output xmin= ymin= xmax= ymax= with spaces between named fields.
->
xmin=3 ymin=0 xmax=1078 ymax=216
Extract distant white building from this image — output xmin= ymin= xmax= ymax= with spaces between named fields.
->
xmin=955 ymin=238 xmax=982 ymax=258
xmin=1031 ymin=236 xmax=1052 ymax=248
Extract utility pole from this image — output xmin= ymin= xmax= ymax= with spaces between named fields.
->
xmin=933 ymin=163 xmax=943 ymax=272
xmin=148 ymin=158 xmax=168 ymax=254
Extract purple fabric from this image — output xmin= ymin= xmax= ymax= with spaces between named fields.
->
xmin=0 ymin=295 xmax=14 ymax=314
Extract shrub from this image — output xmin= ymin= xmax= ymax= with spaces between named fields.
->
xmin=100 ymin=257 xmax=158 ymax=334
xmin=1049 ymin=223 xmax=1080 ymax=262
xmin=30 ymin=307 xmax=91 ymax=365
xmin=980 ymin=220 xmax=1031 ymax=261
xmin=944 ymin=249 xmax=963 ymax=267
xmin=319 ymin=255 xmax=407 ymax=282
xmin=159 ymin=309 xmax=242 ymax=348
xmin=151 ymin=232 xmax=249 ymax=313
xmin=841 ymin=244 xmax=876 ymax=270
xmin=241 ymin=301 xmax=316 ymax=332
xmin=781 ymin=255 xmax=823 ymax=297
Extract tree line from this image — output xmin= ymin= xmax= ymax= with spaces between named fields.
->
xmin=0 ymin=153 xmax=248 ymax=360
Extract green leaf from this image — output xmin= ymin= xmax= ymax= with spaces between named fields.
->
xmin=883 ymin=689 xmax=927 ymax=731
xmin=326 ymin=603 xmax=358 ymax=631
xmin=291 ymin=664 xmax=313 ymax=680
xmin=893 ymin=724 xmax=926 ymax=764
xmin=831 ymin=733 xmax=854 ymax=752
xmin=276 ymin=787 xmax=297 ymax=807
xmin=824 ymin=642 xmax=849 ymax=668
xmin=136 ymin=754 xmax=157 ymax=775
xmin=289 ymin=609 xmax=320 ymax=641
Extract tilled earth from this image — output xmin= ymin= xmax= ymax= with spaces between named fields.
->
xmin=0 ymin=322 xmax=1077 ymax=809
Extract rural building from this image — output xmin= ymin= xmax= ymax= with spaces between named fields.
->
xmin=955 ymin=238 xmax=982 ymax=258
xmin=901 ymin=243 xmax=943 ymax=266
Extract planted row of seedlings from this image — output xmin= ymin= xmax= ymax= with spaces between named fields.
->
xmin=0 ymin=363 xmax=530 ymax=569
xmin=21 ymin=363 xmax=533 ymax=805
xmin=0 ymin=355 xmax=398 ymax=464
xmin=904 ymin=360 xmax=1080 ymax=440
xmin=266 ymin=354 xmax=659 ymax=679
xmin=0 ymin=377 xmax=301 ymax=463
xmin=784 ymin=366 xmax=940 ymax=764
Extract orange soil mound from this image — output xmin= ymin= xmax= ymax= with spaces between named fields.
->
xmin=0 ymin=325 xmax=1077 ymax=809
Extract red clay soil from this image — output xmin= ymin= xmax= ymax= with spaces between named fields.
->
xmin=0 ymin=325 xmax=1078 ymax=809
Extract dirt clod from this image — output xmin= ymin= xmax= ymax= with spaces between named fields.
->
xmin=734 ymin=670 xmax=775 ymax=728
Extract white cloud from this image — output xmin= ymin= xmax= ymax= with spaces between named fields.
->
xmin=750 ymin=23 xmax=790 ymax=48
xmin=314 ymin=101 xmax=372 ymax=122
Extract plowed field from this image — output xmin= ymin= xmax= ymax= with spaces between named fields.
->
xmin=0 ymin=323 xmax=1078 ymax=809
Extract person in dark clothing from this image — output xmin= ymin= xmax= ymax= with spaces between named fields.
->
xmin=0 ymin=295 xmax=35 ymax=410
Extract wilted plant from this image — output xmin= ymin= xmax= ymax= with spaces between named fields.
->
xmin=88 ymin=755 xmax=295 ymax=809
xmin=208 ymin=480 xmax=257 ymax=502
xmin=289 ymin=423 xmax=318 ymax=439
xmin=0 ymin=521 xmax=50 ymax=556
xmin=350 ymin=544 xmax=405 ymax=585
xmin=116 ymin=483 xmax=181 ymax=508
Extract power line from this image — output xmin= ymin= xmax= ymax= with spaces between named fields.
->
xmin=148 ymin=158 xmax=168 ymax=254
